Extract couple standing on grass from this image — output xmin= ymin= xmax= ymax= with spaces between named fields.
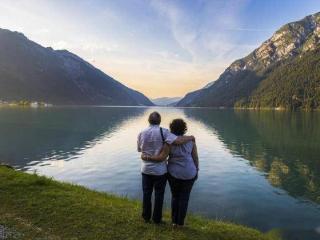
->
xmin=137 ymin=111 xmax=199 ymax=227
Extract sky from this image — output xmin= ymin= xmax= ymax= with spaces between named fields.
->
xmin=0 ymin=0 xmax=320 ymax=98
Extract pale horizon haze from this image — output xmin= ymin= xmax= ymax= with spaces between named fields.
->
xmin=0 ymin=0 xmax=320 ymax=98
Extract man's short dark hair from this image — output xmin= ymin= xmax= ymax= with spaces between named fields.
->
xmin=170 ymin=118 xmax=187 ymax=136
xmin=148 ymin=112 xmax=161 ymax=125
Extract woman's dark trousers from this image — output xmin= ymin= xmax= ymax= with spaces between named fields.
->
xmin=168 ymin=174 xmax=195 ymax=225
xmin=142 ymin=173 xmax=167 ymax=223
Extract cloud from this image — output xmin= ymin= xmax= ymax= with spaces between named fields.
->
xmin=150 ymin=0 xmax=252 ymax=65
xmin=150 ymin=0 xmax=200 ymax=61
xmin=52 ymin=40 xmax=69 ymax=50
xmin=225 ymin=27 xmax=274 ymax=32
xmin=79 ymin=41 xmax=120 ymax=53
xmin=0 ymin=0 xmax=260 ymax=98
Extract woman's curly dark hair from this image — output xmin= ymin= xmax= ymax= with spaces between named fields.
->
xmin=170 ymin=118 xmax=187 ymax=136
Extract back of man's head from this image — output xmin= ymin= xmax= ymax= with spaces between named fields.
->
xmin=148 ymin=112 xmax=161 ymax=125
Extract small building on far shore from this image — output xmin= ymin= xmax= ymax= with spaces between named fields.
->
xmin=30 ymin=102 xmax=39 ymax=108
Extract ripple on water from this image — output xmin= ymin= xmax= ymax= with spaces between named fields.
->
xmin=1 ymin=107 xmax=320 ymax=240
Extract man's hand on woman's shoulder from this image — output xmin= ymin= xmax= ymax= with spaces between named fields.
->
xmin=182 ymin=135 xmax=196 ymax=143
xmin=174 ymin=135 xmax=195 ymax=145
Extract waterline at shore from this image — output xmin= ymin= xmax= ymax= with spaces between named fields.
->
xmin=0 ymin=166 xmax=279 ymax=240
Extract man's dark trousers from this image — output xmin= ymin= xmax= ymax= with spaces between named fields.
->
xmin=142 ymin=173 xmax=167 ymax=223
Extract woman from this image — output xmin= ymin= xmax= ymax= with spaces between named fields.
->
xmin=142 ymin=118 xmax=199 ymax=226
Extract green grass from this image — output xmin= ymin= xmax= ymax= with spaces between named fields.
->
xmin=0 ymin=166 xmax=280 ymax=240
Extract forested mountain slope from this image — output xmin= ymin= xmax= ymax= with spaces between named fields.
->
xmin=177 ymin=12 xmax=320 ymax=110
xmin=0 ymin=29 xmax=153 ymax=106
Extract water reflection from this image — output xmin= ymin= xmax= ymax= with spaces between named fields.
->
xmin=1 ymin=107 xmax=320 ymax=239
xmin=0 ymin=107 xmax=146 ymax=169
xmin=183 ymin=109 xmax=320 ymax=204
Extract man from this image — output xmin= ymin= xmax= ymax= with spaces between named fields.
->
xmin=137 ymin=111 xmax=194 ymax=224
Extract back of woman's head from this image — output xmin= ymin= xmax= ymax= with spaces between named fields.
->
xmin=170 ymin=118 xmax=187 ymax=136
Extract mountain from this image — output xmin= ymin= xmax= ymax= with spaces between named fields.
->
xmin=202 ymin=81 xmax=215 ymax=89
xmin=177 ymin=12 xmax=320 ymax=110
xmin=152 ymin=97 xmax=182 ymax=106
xmin=0 ymin=28 xmax=154 ymax=106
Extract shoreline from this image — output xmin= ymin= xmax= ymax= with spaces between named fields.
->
xmin=0 ymin=104 xmax=319 ymax=111
xmin=0 ymin=166 xmax=280 ymax=240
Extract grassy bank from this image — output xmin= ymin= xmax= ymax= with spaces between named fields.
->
xmin=0 ymin=166 xmax=279 ymax=240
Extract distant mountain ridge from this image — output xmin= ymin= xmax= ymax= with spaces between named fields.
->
xmin=177 ymin=12 xmax=320 ymax=110
xmin=0 ymin=28 xmax=153 ymax=106
xmin=152 ymin=97 xmax=182 ymax=106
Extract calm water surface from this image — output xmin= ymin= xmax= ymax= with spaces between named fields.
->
xmin=1 ymin=107 xmax=320 ymax=240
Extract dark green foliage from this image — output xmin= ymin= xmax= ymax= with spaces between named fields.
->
xmin=177 ymin=12 xmax=320 ymax=110
xmin=183 ymin=109 xmax=320 ymax=204
xmin=181 ymin=48 xmax=320 ymax=110
xmin=198 ymin=70 xmax=264 ymax=107
xmin=244 ymin=48 xmax=320 ymax=110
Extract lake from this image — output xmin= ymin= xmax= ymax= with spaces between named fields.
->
xmin=1 ymin=106 xmax=320 ymax=240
